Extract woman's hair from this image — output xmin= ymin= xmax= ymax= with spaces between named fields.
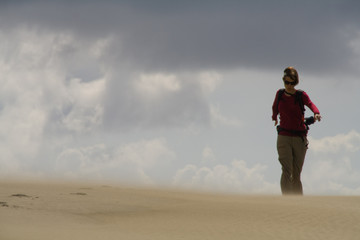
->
xmin=283 ymin=66 xmax=299 ymax=85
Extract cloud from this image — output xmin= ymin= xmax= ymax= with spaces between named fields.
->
xmin=0 ymin=28 xmax=63 ymax=173
xmin=308 ymin=130 xmax=360 ymax=153
xmin=134 ymin=73 xmax=181 ymax=99
xmin=197 ymin=71 xmax=223 ymax=94
xmin=61 ymin=78 xmax=105 ymax=133
xmin=0 ymin=25 xmax=221 ymax=136
xmin=103 ymin=70 xmax=222 ymax=130
xmin=0 ymin=27 xmax=109 ymax=175
xmin=201 ymin=147 xmax=217 ymax=164
xmin=347 ymin=30 xmax=360 ymax=71
xmin=173 ymin=158 xmax=278 ymax=194
xmin=2 ymin=1 xmax=360 ymax=75
xmin=55 ymin=138 xmax=176 ymax=184
xmin=303 ymin=156 xmax=360 ymax=195
xmin=303 ymin=131 xmax=360 ymax=195
xmin=210 ymin=105 xmax=242 ymax=128
xmin=0 ymin=25 xmax=230 ymax=182
xmin=114 ymin=138 xmax=175 ymax=169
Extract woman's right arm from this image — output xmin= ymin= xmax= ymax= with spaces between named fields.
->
xmin=272 ymin=90 xmax=280 ymax=125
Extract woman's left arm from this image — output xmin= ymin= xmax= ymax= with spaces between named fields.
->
xmin=303 ymin=91 xmax=322 ymax=121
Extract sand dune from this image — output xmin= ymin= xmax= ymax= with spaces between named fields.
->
xmin=1 ymin=181 xmax=359 ymax=240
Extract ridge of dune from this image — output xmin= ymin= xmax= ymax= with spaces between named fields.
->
xmin=1 ymin=181 xmax=359 ymax=240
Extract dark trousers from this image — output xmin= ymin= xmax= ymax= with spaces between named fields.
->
xmin=277 ymin=135 xmax=308 ymax=195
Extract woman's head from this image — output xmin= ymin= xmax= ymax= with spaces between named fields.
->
xmin=282 ymin=67 xmax=299 ymax=86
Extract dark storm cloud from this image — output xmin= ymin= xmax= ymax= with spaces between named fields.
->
xmin=1 ymin=0 xmax=360 ymax=74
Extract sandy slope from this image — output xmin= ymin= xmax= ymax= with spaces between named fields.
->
xmin=1 ymin=181 xmax=359 ymax=240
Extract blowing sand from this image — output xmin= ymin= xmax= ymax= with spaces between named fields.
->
xmin=1 ymin=181 xmax=359 ymax=240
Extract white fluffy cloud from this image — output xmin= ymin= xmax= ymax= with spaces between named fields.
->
xmin=173 ymin=147 xmax=278 ymax=194
xmin=56 ymin=138 xmax=175 ymax=185
xmin=308 ymin=130 xmax=360 ymax=153
xmin=134 ymin=73 xmax=181 ymax=99
xmin=210 ymin=105 xmax=242 ymax=128
xmin=304 ymin=131 xmax=360 ymax=195
xmin=0 ymin=27 xmax=108 ymax=175
xmin=201 ymin=146 xmax=217 ymax=164
xmin=198 ymin=71 xmax=223 ymax=94
xmin=0 ymin=28 xmax=61 ymax=172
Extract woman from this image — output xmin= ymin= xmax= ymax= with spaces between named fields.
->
xmin=272 ymin=67 xmax=321 ymax=195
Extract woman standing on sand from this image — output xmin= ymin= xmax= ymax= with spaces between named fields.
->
xmin=272 ymin=67 xmax=321 ymax=195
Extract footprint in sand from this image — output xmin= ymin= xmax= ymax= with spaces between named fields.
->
xmin=11 ymin=194 xmax=31 ymax=198
xmin=0 ymin=201 xmax=9 ymax=207
xmin=70 ymin=192 xmax=87 ymax=196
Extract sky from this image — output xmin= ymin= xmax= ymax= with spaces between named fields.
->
xmin=1 ymin=0 xmax=360 ymax=195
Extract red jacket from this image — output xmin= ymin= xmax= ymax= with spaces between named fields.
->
xmin=272 ymin=89 xmax=320 ymax=136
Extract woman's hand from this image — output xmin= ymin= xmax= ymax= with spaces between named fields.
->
xmin=314 ymin=114 xmax=322 ymax=122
